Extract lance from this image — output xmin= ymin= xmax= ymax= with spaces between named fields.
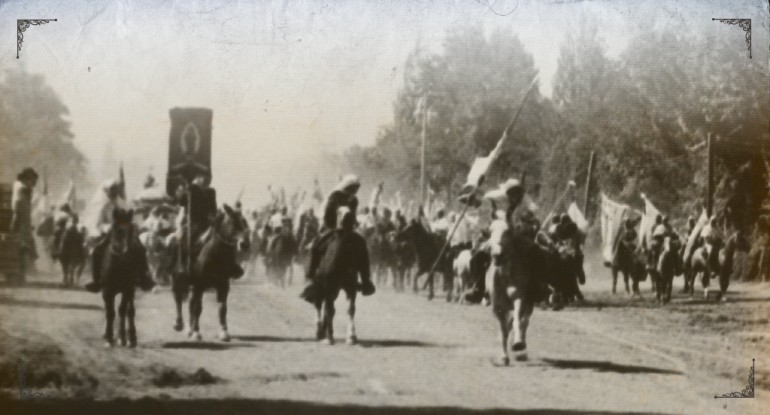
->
xmin=422 ymin=77 xmax=538 ymax=299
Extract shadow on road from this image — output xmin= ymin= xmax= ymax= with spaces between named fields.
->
xmin=357 ymin=339 xmax=448 ymax=348
xmin=0 ymin=297 xmax=101 ymax=311
xmin=541 ymin=358 xmax=683 ymax=375
xmin=0 ymin=398 xmax=676 ymax=415
xmin=0 ymin=281 xmax=86 ymax=292
xmin=231 ymin=335 xmax=317 ymax=343
xmin=160 ymin=341 xmax=257 ymax=351
xmin=230 ymin=335 xmax=447 ymax=348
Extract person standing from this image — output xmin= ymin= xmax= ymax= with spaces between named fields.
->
xmin=11 ymin=168 xmax=39 ymax=273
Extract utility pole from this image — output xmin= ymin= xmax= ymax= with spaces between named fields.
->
xmin=420 ymin=96 xmax=427 ymax=208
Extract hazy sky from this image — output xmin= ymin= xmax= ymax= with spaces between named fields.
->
xmin=0 ymin=0 xmax=766 ymax=207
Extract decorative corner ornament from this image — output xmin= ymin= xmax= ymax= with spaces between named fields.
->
xmin=17 ymin=19 xmax=57 ymax=59
xmin=715 ymin=359 xmax=755 ymax=398
xmin=712 ymin=18 xmax=751 ymax=59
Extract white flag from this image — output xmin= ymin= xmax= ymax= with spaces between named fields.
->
xmin=639 ymin=193 xmax=662 ymax=248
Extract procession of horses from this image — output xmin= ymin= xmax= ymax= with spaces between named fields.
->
xmin=4 ymin=106 xmax=765 ymax=368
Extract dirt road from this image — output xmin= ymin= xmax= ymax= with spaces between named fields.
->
xmin=1 ymin=260 xmax=768 ymax=414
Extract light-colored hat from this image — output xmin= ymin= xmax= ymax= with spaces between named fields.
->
xmin=333 ymin=174 xmax=360 ymax=192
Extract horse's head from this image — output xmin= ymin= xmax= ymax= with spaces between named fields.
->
xmin=110 ymin=208 xmax=135 ymax=253
xmin=216 ymin=204 xmax=251 ymax=252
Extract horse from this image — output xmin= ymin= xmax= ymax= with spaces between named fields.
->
xmin=59 ymin=224 xmax=87 ymax=287
xmin=490 ymin=230 xmax=549 ymax=365
xmin=92 ymin=208 xmax=151 ymax=348
xmin=172 ymin=204 xmax=250 ymax=341
xmin=611 ymin=240 xmax=647 ymax=296
xmin=388 ymin=229 xmax=415 ymax=292
xmin=655 ymin=236 xmax=683 ymax=304
xmin=452 ymin=248 xmax=491 ymax=304
xmin=395 ymin=220 xmax=453 ymax=300
xmin=301 ymin=207 xmax=375 ymax=345
xmin=690 ymin=234 xmax=737 ymax=301
xmin=265 ymin=230 xmax=298 ymax=288
xmin=371 ymin=228 xmax=397 ymax=288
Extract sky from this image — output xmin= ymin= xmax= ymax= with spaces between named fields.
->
xmin=0 ymin=0 xmax=767 ymax=207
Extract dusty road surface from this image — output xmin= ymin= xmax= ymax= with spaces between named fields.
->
xmin=1 ymin=259 xmax=768 ymax=415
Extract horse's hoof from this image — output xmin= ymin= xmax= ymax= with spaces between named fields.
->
xmin=190 ymin=331 xmax=202 ymax=341
xmin=511 ymin=342 xmax=526 ymax=352
xmin=703 ymin=288 xmax=709 ymax=299
xmin=321 ymin=338 xmax=334 ymax=346
xmin=218 ymin=331 xmax=231 ymax=342
xmin=514 ymin=353 xmax=528 ymax=362
xmin=173 ymin=320 xmax=184 ymax=332
xmin=119 ymin=338 xmax=128 ymax=347
xmin=103 ymin=340 xmax=114 ymax=348
xmin=497 ymin=356 xmax=510 ymax=366
xmin=346 ymin=336 xmax=358 ymax=346
xmin=129 ymin=340 xmax=137 ymax=348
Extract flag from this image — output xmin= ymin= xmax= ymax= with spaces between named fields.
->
xmin=600 ymin=194 xmax=631 ymax=264
xmin=567 ymin=202 xmax=588 ymax=233
xmin=639 ymin=193 xmax=661 ymax=248
xmin=118 ymin=162 xmax=126 ymax=200
xmin=235 ymin=186 xmax=245 ymax=203
xmin=459 ymin=77 xmax=539 ymax=204
xmin=61 ymin=180 xmax=77 ymax=213
xmin=312 ymin=178 xmax=324 ymax=203
xmin=683 ymin=210 xmax=709 ymax=265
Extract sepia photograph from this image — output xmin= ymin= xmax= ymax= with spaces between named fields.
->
xmin=0 ymin=0 xmax=769 ymax=414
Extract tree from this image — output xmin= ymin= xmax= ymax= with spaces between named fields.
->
xmin=0 ymin=69 xmax=88 ymax=196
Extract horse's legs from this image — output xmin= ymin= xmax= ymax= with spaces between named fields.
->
xmin=346 ymin=290 xmax=357 ymax=345
xmin=189 ymin=288 xmax=203 ymax=340
xmin=126 ymin=290 xmax=137 ymax=347
xmin=102 ymin=291 xmax=116 ymax=347
xmin=412 ymin=272 xmax=421 ymax=294
xmin=173 ymin=281 xmax=186 ymax=332
xmin=700 ymin=270 xmax=710 ymax=299
xmin=611 ymin=267 xmax=618 ymax=294
xmin=321 ymin=291 xmax=337 ymax=345
xmin=117 ymin=292 xmax=129 ymax=346
xmin=314 ymin=299 xmax=324 ymax=340
xmin=495 ymin=309 xmax=512 ymax=365
xmin=630 ymin=272 xmax=640 ymax=296
xmin=217 ymin=283 xmax=230 ymax=342
xmin=511 ymin=297 xmax=528 ymax=354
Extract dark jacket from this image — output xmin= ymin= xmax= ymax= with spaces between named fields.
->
xmin=323 ymin=191 xmax=358 ymax=231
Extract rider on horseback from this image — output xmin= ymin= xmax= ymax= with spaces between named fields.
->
xmin=176 ymin=174 xmax=243 ymax=280
xmin=306 ymin=174 xmax=361 ymax=282
xmin=87 ymin=180 xmax=154 ymax=292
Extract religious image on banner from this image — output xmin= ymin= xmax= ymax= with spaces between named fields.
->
xmin=166 ymin=107 xmax=213 ymax=195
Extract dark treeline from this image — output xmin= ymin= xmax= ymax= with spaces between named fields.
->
xmin=344 ymin=24 xmax=768 ymax=235
xmin=0 ymin=69 xmax=90 ymax=198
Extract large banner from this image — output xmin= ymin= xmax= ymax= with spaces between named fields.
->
xmin=600 ymin=194 xmax=631 ymax=264
xmin=166 ymin=107 xmax=213 ymax=195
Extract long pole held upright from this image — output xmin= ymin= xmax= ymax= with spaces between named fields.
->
xmin=420 ymin=96 xmax=427 ymax=208
xmin=583 ymin=151 xmax=596 ymax=217
xmin=423 ymin=77 xmax=538 ymax=299
xmin=707 ymin=133 xmax=714 ymax=217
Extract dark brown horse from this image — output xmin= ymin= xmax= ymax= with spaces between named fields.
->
xmin=395 ymin=220 xmax=452 ymax=300
xmin=173 ymin=204 xmax=250 ymax=342
xmin=58 ymin=221 xmax=87 ymax=287
xmin=91 ymin=208 xmax=151 ymax=348
xmin=301 ymin=207 xmax=375 ymax=345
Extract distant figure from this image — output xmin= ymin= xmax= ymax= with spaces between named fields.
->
xmin=11 ymin=168 xmax=40 ymax=272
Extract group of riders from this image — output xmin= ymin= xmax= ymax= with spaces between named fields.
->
xmin=13 ymin=164 xmax=749 ymax=310
xmin=11 ymin=166 xmax=765 ymax=359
